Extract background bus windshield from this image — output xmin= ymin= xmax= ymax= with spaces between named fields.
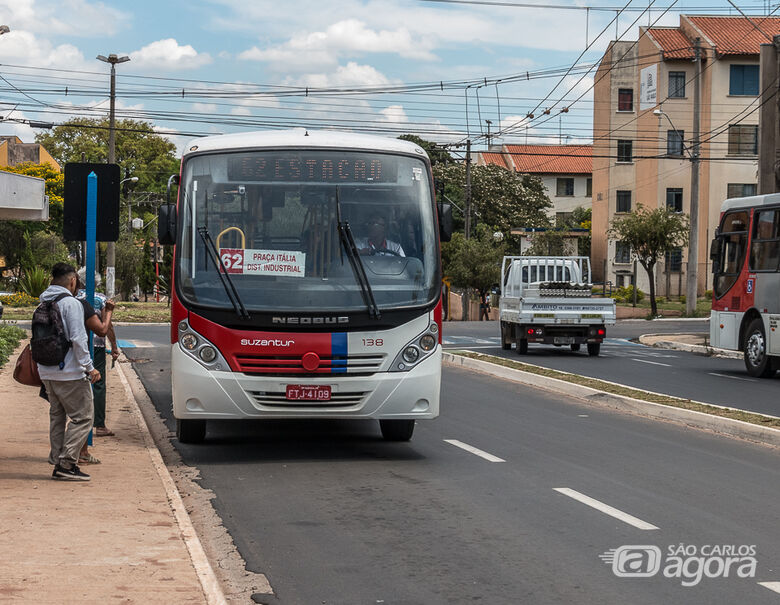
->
xmin=177 ymin=150 xmax=438 ymax=313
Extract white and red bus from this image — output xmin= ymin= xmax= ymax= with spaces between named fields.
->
xmin=158 ymin=129 xmax=451 ymax=443
xmin=710 ymin=192 xmax=780 ymax=377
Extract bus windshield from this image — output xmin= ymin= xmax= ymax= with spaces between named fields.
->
xmin=713 ymin=210 xmax=749 ymax=299
xmin=177 ymin=150 xmax=439 ymax=313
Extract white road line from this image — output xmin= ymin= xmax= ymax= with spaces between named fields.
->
xmin=444 ymin=439 xmax=505 ymax=462
xmin=443 ymin=345 xmax=498 ymax=350
xmin=553 ymin=488 xmax=659 ymax=530
xmin=759 ymin=582 xmax=780 ymax=595
xmin=631 ymin=358 xmax=672 ymax=367
xmin=708 ymin=372 xmax=756 ymax=382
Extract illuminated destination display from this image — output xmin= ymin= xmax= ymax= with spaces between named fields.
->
xmin=227 ymin=153 xmax=398 ymax=183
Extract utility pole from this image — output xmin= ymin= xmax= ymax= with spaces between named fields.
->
xmin=758 ymin=37 xmax=779 ymax=194
xmin=97 ymin=53 xmax=130 ymax=299
xmin=686 ymin=38 xmax=701 ymax=317
xmin=465 ymin=139 xmax=472 ymax=239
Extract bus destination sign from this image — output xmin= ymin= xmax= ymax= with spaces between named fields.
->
xmin=227 ymin=154 xmax=398 ymax=184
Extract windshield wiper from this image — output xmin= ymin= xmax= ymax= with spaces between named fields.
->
xmin=335 ymin=188 xmax=380 ymax=320
xmin=197 ymin=226 xmax=250 ymax=320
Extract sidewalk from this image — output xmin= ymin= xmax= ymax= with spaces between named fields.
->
xmin=0 ymin=344 xmax=218 ymax=604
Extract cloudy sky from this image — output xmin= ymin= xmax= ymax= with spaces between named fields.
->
xmin=0 ymin=0 xmax=766 ymax=152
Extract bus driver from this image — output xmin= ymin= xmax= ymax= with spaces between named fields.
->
xmin=355 ymin=216 xmax=405 ymax=257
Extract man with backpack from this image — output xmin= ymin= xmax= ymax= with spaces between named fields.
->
xmin=33 ymin=263 xmax=101 ymax=481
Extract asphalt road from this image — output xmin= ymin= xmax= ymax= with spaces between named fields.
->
xmin=123 ymin=326 xmax=780 ymax=604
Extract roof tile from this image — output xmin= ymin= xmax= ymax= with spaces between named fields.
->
xmin=689 ymin=16 xmax=780 ymax=55
xmin=504 ymin=144 xmax=592 ymax=174
xmin=647 ymin=28 xmax=695 ymax=59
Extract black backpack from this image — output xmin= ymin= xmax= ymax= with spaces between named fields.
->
xmin=30 ymin=292 xmax=72 ymax=367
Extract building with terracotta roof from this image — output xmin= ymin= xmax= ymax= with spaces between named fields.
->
xmin=592 ymin=15 xmax=780 ymax=295
xmin=0 ymin=136 xmax=60 ymax=171
xmin=477 ymin=143 xmax=592 ymax=221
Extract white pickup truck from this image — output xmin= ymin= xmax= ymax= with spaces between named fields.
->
xmin=498 ymin=256 xmax=616 ymax=356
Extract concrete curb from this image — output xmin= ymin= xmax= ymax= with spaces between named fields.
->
xmin=114 ymin=359 xmax=229 ymax=605
xmin=442 ymin=352 xmax=780 ymax=448
xmin=638 ymin=333 xmax=742 ymax=359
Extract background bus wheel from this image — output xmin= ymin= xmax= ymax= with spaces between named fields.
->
xmin=500 ymin=322 xmax=512 ymax=350
xmin=570 ymin=344 xmax=581 ymax=352
xmin=177 ymin=419 xmax=206 ymax=444
xmin=380 ymin=419 xmax=415 ymax=441
xmin=587 ymin=343 xmax=600 ymax=357
xmin=516 ymin=338 xmax=528 ymax=355
xmin=743 ymin=318 xmax=776 ymax=378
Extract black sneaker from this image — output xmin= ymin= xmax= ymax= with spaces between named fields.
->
xmin=54 ymin=464 xmax=90 ymax=481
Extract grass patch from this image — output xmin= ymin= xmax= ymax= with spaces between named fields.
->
xmin=0 ymin=325 xmax=26 ymax=369
xmin=451 ymin=350 xmax=780 ymax=429
xmin=615 ymin=297 xmax=711 ymax=318
xmin=2 ymin=302 xmax=170 ymax=323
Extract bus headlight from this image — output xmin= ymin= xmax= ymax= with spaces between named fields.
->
xmin=419 ymin=334 xmax=436 ymax=351
xmin=178 ymin=320 xmax=188 ymax=332
xmin=403 ymin=346 xmax=420 ymax=363
xmin=181 ymin=333 xmax=198 ymax=350
xmin=198 ymin=346 xmax=217 ymax=363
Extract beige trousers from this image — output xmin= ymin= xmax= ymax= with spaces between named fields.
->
xmin=43 ymin=378 xmax=94 ymax=469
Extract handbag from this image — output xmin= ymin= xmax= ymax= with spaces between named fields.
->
xmin=14 ymin=343 xmax=43 ymax=387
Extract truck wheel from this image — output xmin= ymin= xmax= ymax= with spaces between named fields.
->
xmin=500 ymin=322 xmax=512 ymax=350
xmin=516 ymin=339 xmax=528 ymax=355
xmin=176 ymin=419 xmax=206 ymax=444
xmin=587 ymin=343 xmax=601 ymax=357
xmin=380 ymin=419 xmax=415 ymax=441
xmin=743 ymin=318 xmax=776 ymax=378
xmin=570 ymin=344 xmax=581 ymax=352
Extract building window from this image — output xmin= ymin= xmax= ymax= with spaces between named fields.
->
xmin=618 ymin=88 xmax=633 ymax=111
xmin=556 ymin=177 xmax=574 ymax=196
xmin=586 ymin=177 xmax=592 ymax=197
xmin=617 ymin=140 xmax=633 ymax=162
xmin=665 ymin=248 xmax=683 ymax=272
xmin=749 ymin=209 xmax=780 ymax=271
xmin=615 ymin=241 xmax=631 ymax=264
xmin=727 ymin=183 xmax=757 ymax=198
xmin=668 ymin=71 xmax=686 ymax=98
xmin=728 ymin=125 xmax=758 ymax=155
xmin=666 ymin=188 xmax=683 ymax=212
xmin=729 ymin=64 xmax=760 ymax=96
xmin=667 ymin=130 xmax=685 ymax=156
xmin=616 ymin=190 xmax=631 ymax=213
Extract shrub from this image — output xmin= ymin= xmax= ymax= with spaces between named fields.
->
xmin=0 ymin=325 xmax=26 ymax=368
xmin=18 ymin=266 xmax=50 ymax=298
xmin=0 ymin=292 xmax=39 ymax=307
xmin=613 ymin=284 xmax=644 ymax=303
xmin=705 ymin=289 xmax=713 ymax=300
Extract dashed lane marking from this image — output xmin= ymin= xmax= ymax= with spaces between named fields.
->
xmin=708 ymin=372 xmax=757 ymax=382
xmin=553 ymin=488 xmax=659 ymax=531
xmin=631 ymin=358 xmax=672 ymax=367
xmin=444 ymin=439 xmax=505 ymax=462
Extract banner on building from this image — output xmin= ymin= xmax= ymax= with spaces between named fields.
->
xmin=640 ymin=64 xmax=657 ymax=110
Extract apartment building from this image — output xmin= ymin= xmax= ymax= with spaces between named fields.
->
xmin=477 ymin=143 xmax=592 ymax=223
xmin=592 ymin=15 xmax=779 ymax=295
xmin=0 ymin=136 xmax=60 ymax=170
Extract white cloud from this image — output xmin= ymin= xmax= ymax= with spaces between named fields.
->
xmin=292 ymin=62 xmax=392 ymax=88
xmin=0 ymin=30 xmax=88 ymax=70
xmin=0 ymin=0 xmax=130 ymax=37
xmin=230 ymin=106 xmax=252 ymax=116
xmin=129 ymin=39 xmax=212 ymax=70
xmin=379 ymin=105 xmax=408 ymax=124
xmin=192 ymin=103 xmax=219 ymax=113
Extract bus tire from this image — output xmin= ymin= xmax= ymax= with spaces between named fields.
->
xmin=570 ymin=344 xmax=581 ymax=352
xmin=500 ymin=322 xmax=512 ymax=350
xmin=587 ymin=343 xmax=601 ymax=357
xmin=380 ymin=419 xmax=415 ymax=441
xmin=743 ymin=318 xmax=776 ymax=378
xmin=516 ymin=338 xmax=528 ymax=355
xmin=177 ymin=418 xmax=206 ymax=444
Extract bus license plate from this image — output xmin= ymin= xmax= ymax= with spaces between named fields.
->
xmin=553 ymin=337 xmax=574 ymax=345
xmin=286 ymin=385 xmax=332 ymax=401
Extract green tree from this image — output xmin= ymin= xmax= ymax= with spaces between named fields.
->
xmin=115 ymin=232 xmax=144 ymax=300
xmin=442 ymin=224 xmax=507 ymax=319
xmin=433 ymin=163 xmax=552 ymax=236
xmin=35 ymin=118 xmax=179 ymax=193
xmin=609 ymin=205 xmax=690 ymax=316
xmin=138 ymin=239 xmax=156 ymax=301
xmin=398 ymin=135 xmax=453 ymax=166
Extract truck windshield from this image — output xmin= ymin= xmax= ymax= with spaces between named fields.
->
xmin=177 ymin=150 xmax=438 ymax=312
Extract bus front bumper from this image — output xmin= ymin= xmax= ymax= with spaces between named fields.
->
xmin=171 ymin=345 xmax=441 ymax=420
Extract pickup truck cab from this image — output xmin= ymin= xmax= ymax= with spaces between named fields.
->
xmin=499 ymin=256 xmax=616 ymax=356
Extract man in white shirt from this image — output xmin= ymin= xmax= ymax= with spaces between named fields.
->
xmin=354 ymin=216 xmax=405 ymax=257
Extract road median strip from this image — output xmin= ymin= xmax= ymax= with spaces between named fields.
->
xmin=443 ymin=350 xmax=780 ymax=447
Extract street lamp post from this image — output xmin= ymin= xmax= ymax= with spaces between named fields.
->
xmin=97 ymin=53 xmax=130 ymax=299
xmin=121 ymin=176 xmax=139 ymax=230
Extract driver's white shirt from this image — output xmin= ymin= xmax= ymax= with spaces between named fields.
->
xmin=354 ymin=237 xmax=405 ymax=257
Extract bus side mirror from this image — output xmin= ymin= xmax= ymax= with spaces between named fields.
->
xmin=709 ymin=238 xmax=721 ymax=262
xmin=438 ymin=203 xmax=453 ymax=242
xmin=158 ymin=204 xmax=177 ymax=245
xmin=166 ymin=173 xmax=180 ymax=205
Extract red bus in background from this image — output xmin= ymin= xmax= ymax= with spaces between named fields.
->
xmin=158 ymin=130 xmax=452 ymax=443
xmin=710 ymin=192 xmax=780 ymax=377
